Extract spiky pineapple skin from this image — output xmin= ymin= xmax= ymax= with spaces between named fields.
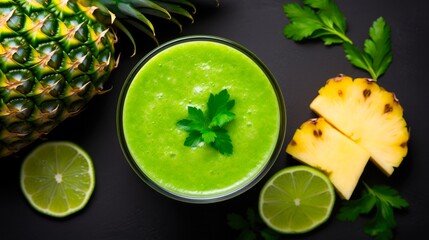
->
xmin=310 ymin=74 xmax=409 ymax=175
xmin=0 ymin=0 xmax=116 ymax=157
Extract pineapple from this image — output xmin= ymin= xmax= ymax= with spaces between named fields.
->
xmin=0 ymin=0 xmax=197 ymax=157
xmin=286 ymin=118 xmax=371 ymax=200
xmin=310 ymin=75 xmax=409 ymax=176
xmin=286 ymin=74 xmax=409 ymax=199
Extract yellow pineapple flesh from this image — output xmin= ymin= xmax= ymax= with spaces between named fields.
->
xmin=286 ymin=118 xmax=370 ymax=200
xmin=310 ymin=75 xmax=409 ymax=175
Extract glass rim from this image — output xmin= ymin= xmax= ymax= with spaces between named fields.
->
xmin=116 ymin=35 xmax=287 ymax=204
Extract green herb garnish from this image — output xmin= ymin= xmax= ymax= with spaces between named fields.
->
xmin=283 ymin=0 xmax=392 ymax=80
xmin=227 ymin=208 xmax=281 ymax=240
xmin=177 ymin=89 xmax=235 ymax=155
xmin=283 ymin=0 xmax=352 ymax=45
xmin=337 ymin=183 xmax=409 ymax=240
xmin=343 ymin=17 xmax=392 ymax=81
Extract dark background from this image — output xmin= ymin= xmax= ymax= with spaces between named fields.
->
xmin=1 ymin=0 xmax=428 ymax=239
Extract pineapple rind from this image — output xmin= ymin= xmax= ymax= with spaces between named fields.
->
xmin=286 ymin=118 xmax=370 ymax=200
xmin=0 ymin=0 xmax=116 ymax=157
xmin=310 ymin=75 xmax=409 ymax=176
xmin=0 ymin=0 xmax=198 ymax=157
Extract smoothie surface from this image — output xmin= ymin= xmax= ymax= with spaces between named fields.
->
xmin=122 ymin=40 xmax=281 ymax=199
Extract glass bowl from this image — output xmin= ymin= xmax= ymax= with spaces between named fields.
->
xmin=117 ymin=35 xmax=286 ymax=203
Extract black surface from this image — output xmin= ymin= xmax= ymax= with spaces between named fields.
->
xmin=2 ymin=0 xmax=428 ymax=239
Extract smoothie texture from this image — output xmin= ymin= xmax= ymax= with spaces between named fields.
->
xmin=120 ymin=37 xmax=283 ymax=201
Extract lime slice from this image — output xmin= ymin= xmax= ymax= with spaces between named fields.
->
xmin=259 ymin=165 xmax=335 ymax=234
xmin=20 ymin=141 xmax=95 ymax=217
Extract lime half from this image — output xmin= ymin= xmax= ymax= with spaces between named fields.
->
xmin=259 ymin=165 xmax=335 ymax=234
xmin=20 ymin=141 xmax=95 ymax=217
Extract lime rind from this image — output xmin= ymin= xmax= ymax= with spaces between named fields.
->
xmin=20 ymin=141 xmax=95 ymax=218
xmin=259 ymin=165 xmax=335 ymax=234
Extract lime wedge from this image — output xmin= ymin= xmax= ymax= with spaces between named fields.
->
xmin=20 ymin=141 xmax=95 ymax=217
xmin=259 ymin=165 xmax=335 ymax=234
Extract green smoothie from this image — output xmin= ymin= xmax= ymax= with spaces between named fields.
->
xmin=118 ymin=36 xmax=285 ymax=202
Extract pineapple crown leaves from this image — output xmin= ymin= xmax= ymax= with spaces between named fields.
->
xmin=82 ymin=0 xmax=197 ymax=56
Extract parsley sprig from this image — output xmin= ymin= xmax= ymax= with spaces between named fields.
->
xmin=337 ymin=183 xmax=409 ymax=240
xmin=343 ymin=17 xmax=392 ymax=81
xmin=283 ymin=0 xmax=392 ymax=80
xmin=177 ymin=89 xmax=235 ymax=155
xmin=227 ymin=208 xmax=281 ymax=240
xmin=283 ymin=0 xmax=352 ymax=45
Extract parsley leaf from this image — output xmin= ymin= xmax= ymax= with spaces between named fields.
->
xmin=227 ymin=208 xmax=281 ymax=240
xmin=177 ymin=89 xmax=235 ymax=155
xmin=211 ymin=128 xmax=233 ymax=155
xmin=344 ymin=17 xmax=392 ymax=80
xmin=283 ymin=0 xmax=393 ymax=80
xmin=208 ymin=89 xmax=236 ymax=128
xmin=283 ymin=0 xmax=352 ymax=45
xmin=337 ymin=183 xmax=409 ymax=240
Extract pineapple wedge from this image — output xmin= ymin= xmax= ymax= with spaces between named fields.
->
xmin=286 ymin=118 xmax=371 ymax=200
xmin=310 ymin=75 xmax=409 ymax=176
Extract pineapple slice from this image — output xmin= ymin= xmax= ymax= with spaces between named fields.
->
xmin=310 ymin=75 xmax=409 ymax=176
xmin=286 ymin=118 xmax=371 ymax=200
